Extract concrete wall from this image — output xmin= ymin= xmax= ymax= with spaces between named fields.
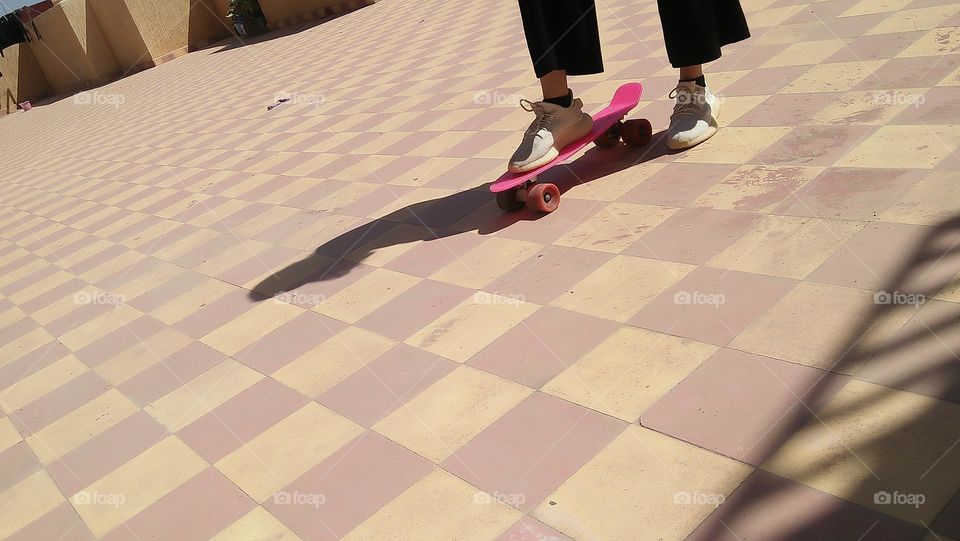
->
xmin=28 ymin=0 xmax=122 ymax=93
xmin=0 ymin=43 xmax=52 ymax=114
xmin=259 ymin=0 xmax=369 ymax=29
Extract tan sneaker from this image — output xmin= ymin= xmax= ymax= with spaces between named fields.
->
xmin=667 ymin=81 xmax=721 ymax=150
xmin=508 ymin=98 xmax=593 ymax=173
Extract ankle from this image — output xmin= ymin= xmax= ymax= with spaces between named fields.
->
xmin=680 ymin=75 xmax=707 ymax=88
xmin=544 ymin=89 xmax=573 ymax=108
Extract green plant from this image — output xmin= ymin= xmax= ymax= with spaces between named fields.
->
xmin=227 ymin=0 xmax=264 ymax=21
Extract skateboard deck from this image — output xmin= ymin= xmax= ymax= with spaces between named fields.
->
xmin=491 ymin=82 xmax=644 ymax=194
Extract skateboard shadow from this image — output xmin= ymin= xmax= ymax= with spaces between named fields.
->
xmin=249 ymin=130 xmax=671 ymax=299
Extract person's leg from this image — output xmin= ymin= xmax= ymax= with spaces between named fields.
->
xmin=508 ymin=0 xmax=603 ymax=172
xmin=658 ymin=0 xmax=750 ymax=149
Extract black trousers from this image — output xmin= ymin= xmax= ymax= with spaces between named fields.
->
xmin=518 ymin=0 xmax=750 ymax=77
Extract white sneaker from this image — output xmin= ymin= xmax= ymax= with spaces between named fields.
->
xmin=667 ymin=81 xmax=720 ymax=150
xmin=508 ymin=98 xmax=593 ymax=173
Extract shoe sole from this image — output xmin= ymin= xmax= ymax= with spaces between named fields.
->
xmin=667 ymin=96 xmax=721 ymax=150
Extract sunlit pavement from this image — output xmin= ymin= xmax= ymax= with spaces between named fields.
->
xmin=1 ymin=0 xmax=959 ymax=539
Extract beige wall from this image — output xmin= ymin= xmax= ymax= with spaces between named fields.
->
xmin=0 ymin=44 xmax=52 ymax=114
xmin=259 ymin=0 xmax=344 ymax=28
xmin=28 ymin=0 xmax=122 ymax=92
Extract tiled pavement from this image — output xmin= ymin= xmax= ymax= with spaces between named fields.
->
xmin=1 ymin=0 xmax=960 ymax=538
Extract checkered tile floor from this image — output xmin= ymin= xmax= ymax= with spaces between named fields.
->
xmin=1 ymin=0 xmax=960 ymax=539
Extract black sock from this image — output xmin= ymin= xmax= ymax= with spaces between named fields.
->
xmin=680 ymin=75 xmax=707 ymax=88
xmin=544 ymin=89 xmax=573 ymax=107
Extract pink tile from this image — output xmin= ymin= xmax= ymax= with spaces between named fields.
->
xmin=0 ymin=442 xmax=41 ymax=495
xmin=487 ymin=246 xmax=612 ymax=304
xmin=827 ymin=30 xmax=927 ymax=62
xmin=0 ymin=340 xmax=71 ymax=390
xmin=74 ymin=316 xmax=166 ymax=367
xmin=173 ymin=288 xmax=257 ymax=338
xmin=698 ymin=165 xmax=813 ymax=211
xmin=383 ymin=230 xmax=485 ymax=278
xmin=687 ymin=470 xmax=923 ymax=541
xmin=337 ymin=185 xmax=415 ymax=217
xmin=624 ymin=207 xmax=761 ymax=264
xmin=66 ymin=243 xmax=127 ymax=274
xmin=266 ymin=431 xmax=433 ymax=541
xmin=776 ymin=168 xmax=924 ymax=220
xmin=47 ymin=411 xmax=168 ymax=496
xmin=9 ymin=370 xmax=112 ymax=435
xmin=855 ymin=55 xmax=960 ymax=90
xmin=424 ymin=158 xmax=501 ymax=189
xmin=319 ymin=344 xmax=457 ymax=424
xmin=629 ymin=267 xmax=797 ymax=346
xmin=642 ymin=349 xmax=848 ymax=465
xmin=893 ymin=86 xmax=960 ymax=125
xmin=102 ymin=468 xmax=255 ymax=541
xmin=754 ymin=125 xmax=877 ymax=167
xmin=356 ymin=279 xmax=472 ymax=341
xmin=442 ymin=392 xmax=626 ymax=512
xmin=621 ymin=163 xmax=738 ymax=207
xmin=215 ymin=244 xmax=304 ymax=287
xmin=7 ymin=502 xmax=94 ymax=541
xmin=126 ymin=270 xmax=207 ymax=313
xmin=720 ymin=66 xmax=811 ymax=97
xmin=731 ymin=92 xmax=840 ymax=127
xmin=118 ymin=341 xmax=227 ymax=406
xmin=490 ymin=198 xmax=605 ymax=245
xmin=178 ymin=378 xmax=309 ymax=462
xmin=497 ymin=517 xmax=573 ymax=541
xmin=856 ymin=299 xmax=960 ymax=403
xmin=0 ymin=317 xmax=40 ymax=345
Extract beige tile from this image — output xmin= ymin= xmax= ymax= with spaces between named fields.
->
xmin=201 ymin=300 xmax=303 ymax=356
xmin=211 ymin=506 xmax=301 ymax=541
xmin=898 ymin=26 xmax=960 ymax=57
xmin=314 ymin=268 xmax=420 ymax=323
xmin=405 ymin=294 xmax=539 ymax=362
xmin=0 ymin=416 xmax=22 ymax=453
xmin=7 ymin=271 xmax=72 ymax=305
xmin=273 ymin=326 xmax=395 ymax=397
xmin=555 ymin=203 xmax=676 ymax=254
xmin=429 ymin=237 xmax=542 ymax=289
xmin=708 ymin=215 xmax=863 ymax=279
xmin=836 ymin=125 xmax=960 ymax=169
xmin=151 ymin=278 xmax=234 ymax=325
xmin=78 ymin=250 xmax=144 ymax=282
xmin=867 ymin=5 xmax=960 ymax=34
xmin=544 ymin=327 xmax=717 ymax=421
xmin=762 ymin=379 xmax=960 ymax=524
xmin=344 ymin=223 xmax=429 ymax=266
xmin=761 ymin=39 xmax=851 ymax=68
xmin=809 ymin=90 xmax=913 ymax=126
xmin=373 ymin=366 xmax=532 ymax=462
xmin=781 ymin=61 xmax=886 ymax=93
xmin=216 ymin=402 xmax=364 ymax=502
xmin=533 ymin=425 xmax=752 ymax=541
xmin=27 ymin=389 xmax=139 ymax=464
xmin=881 ymin=172 xmax=960 ymax=225
xmin=0 ymin=355 xmax=88 ymax=413
xmin=146 ymin=359 xmax=263 ymax=432
xmin=551 ymin=256 xmax=694 ymax=322
xmin=71 ymin=436 xmax=208 ymax=537
xmin=693 ymin=165 xmax=821 ymax=212
xmin=95 ymin=328 xmax=194 ymax=385
xmin=0 ymin=470 xmax=64 ymax=539
xmin=58 ymin=303 xmax=144 ymax=351
xmin=674 ymin=127 xmax=792 ymax=164
xmin=344 ymin=469 xmax=521 ymax=541
xmin=842 ymin=0 xmax=912 ymax=16
xmin=730 ymin=282 xmax=914 ymax=372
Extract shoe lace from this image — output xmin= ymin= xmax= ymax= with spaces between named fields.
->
xmin=669 ymin=85 xmax=702 ymax=117
xmin=520 ymin=98 xmax=554 ymax=136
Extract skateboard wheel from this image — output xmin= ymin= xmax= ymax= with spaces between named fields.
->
xmin=594 ymin=120 xmax=621 ymax=148
xmin=622 ymin=119 xmax=653 ymax=147
xmin=527 ymin=183 xmax=560 ymax=213
xmin=496 ymin=188 xmax=525 ymax=212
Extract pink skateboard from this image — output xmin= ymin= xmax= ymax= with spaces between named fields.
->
xmin=491 ymin=82 xmax=650 ymax=213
